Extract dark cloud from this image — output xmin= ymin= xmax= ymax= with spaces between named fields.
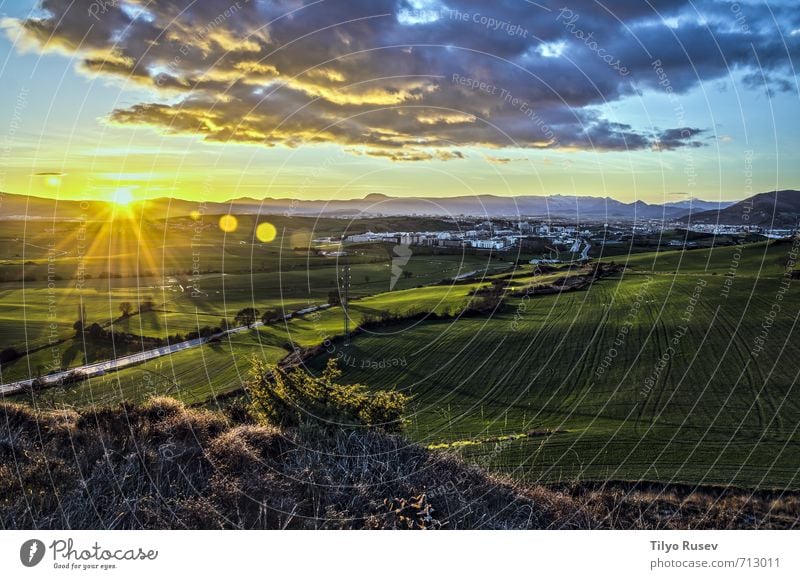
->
xmin=652 ymin=127 xmax=706 ymax=151
xmin=4 ymin=0 xmax=798 ymax=159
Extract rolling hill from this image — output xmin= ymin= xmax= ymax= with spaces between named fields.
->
xmin=682 ymin=189 xmax=800 ymax=226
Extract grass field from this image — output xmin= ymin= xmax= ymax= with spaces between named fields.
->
xmin=5 ymin=267 xmax=503 ymax=405
xmin=0 ymin=212 xmax=506 ymax=385
xmin=4 ymin=216 xmax=799 ymax=491
xmin=305 ymin=239 xmax=800 ymax=489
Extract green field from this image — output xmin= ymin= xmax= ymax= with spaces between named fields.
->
xmin=305 ymin=239 xmax=800 ymax=489
xmin=0 ymin=211 xmax=507 ymax=382
xmin=3 ymin=214 xmax=799 ymax=491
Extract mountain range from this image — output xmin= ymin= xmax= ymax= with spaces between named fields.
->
xmin=0 ymin=191 xmax=743 ymax=222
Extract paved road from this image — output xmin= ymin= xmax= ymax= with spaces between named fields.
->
xmin=580 ymin=241 xmax=591 ymax=260
xmin=0 ymin=336 xmax=209 ymax=396
xmin=0 ymin=303 xmax=332 ymax=396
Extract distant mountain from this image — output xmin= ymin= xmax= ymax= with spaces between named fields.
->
xmin=0 ymin=190 xmax=757 ymax=223
xmin=215 ymin=193 xmax=730 ymax=221
xmin=681 ymin=190 xmax=800 ymax=227
xmin=0 ymin=192 xmax=111 ymax=220
xmin=662 ymin=199 xmax=735 ymax=212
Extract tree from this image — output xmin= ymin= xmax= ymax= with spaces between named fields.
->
xmin=0 ymin=347 xmax=21 ymax=365
xmin=119 ymin=301 xmax=133 ymax=317
xmin=86 ymin=323 xmax=104 ymax=339
xmin=328 ymin=290 xmax=342 ymax=306
xmin=245 ymin=358 xmax=408 ymax=431
xmin=402 ymin=270 xmax=413 ymax=279
xmin=234 ymin=307 xmax=260 ymax=327
xmin=261 ymin=309 xmax=279 ymax=325
xmin=74 ymin=304 xmax=86 ymax=334
xmin=139 ymin=297 xmax=155 ymax=313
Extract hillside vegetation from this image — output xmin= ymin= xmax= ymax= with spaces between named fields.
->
xmin=309 ymin=239 xmax=800 ymax=488
xmin=1 ymin=397 xmax=796 ymax=529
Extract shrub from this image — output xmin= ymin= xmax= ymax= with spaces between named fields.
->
xmin=245 ymin=358 xmax=408 ymax=432
xmin=234 ymin=307 xmax=259 ymax=327
xmin=0 ymin=347 xmax=21 ymax=365
xmin=0 ymin=398 xmax=793 ymax=529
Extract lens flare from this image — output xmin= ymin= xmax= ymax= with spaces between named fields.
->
xmin=219 ymin=214 xmax=238 ymax=233
xmin=256 ymin=222 xmax=277 ymax=243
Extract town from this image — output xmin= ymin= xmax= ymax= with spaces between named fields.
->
xmin=332 ymin=217 xmax=799 ymax=263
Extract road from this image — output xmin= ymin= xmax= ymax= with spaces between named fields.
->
xmin=580 ymin=241 xmax=591 ymax=260
xmin=0 ymin=303 xmax=332 ymax=396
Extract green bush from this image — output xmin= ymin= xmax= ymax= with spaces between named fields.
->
xmin=245 ymin=358 xmax=408 ymax=432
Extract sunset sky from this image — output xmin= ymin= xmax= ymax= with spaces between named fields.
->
xmin=0 ymin=0 xmax=798 ymax=204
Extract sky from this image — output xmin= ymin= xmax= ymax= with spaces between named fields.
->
xmin=0 ymin=0 xmax=798 ymax=204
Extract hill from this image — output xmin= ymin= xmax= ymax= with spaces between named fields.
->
xmin=662 ymin=198 xmax=733 ymax=212
xmin=1 ymin=190 xmax=738 ymax=221
xmin=0 ymin=397 xmax=795 ymax=529
xmin=304 ymin=240 xmax=800 ymax=489
xmin=682 ymin=189 xmax=800 ymax=226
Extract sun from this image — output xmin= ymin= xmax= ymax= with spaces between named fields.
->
xmin=112 ymin=188 xmax=134 ymax=206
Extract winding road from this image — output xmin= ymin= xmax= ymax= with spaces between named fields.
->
xmin=0 ymin=303 xmax=332 ymax=396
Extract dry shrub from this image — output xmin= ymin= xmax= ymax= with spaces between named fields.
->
xmin=0 ymin=399 xmax=796 ymax=530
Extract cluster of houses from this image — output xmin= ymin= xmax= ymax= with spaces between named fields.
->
xmin=336 ymin=216 xmax=799 ymax=260
xmin=342 ymin=220 xmax=592 ymax=252
xmin=682 ymin=223 xmax=795 ymax=238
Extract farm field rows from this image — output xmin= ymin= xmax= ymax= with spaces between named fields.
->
xmin=5 ymin=234 xmax=799 ymax=490
xmin=0 ymin=212 xmax=506 ymax=386
xmin=306 ymin=240 xmax=800 ymax=488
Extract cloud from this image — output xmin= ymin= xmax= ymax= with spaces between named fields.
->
xmin=484 ymin=156 xmax=513 ymax=164
xmin=6 ymin=0 xmax=798 ymax=159
xmin=363 ymin=148 xmax=465 ymax=161
xmin=651 ymin=127 xmax=707 ymax=151
xmin=484 ymin=155 xmax=532 ymax=164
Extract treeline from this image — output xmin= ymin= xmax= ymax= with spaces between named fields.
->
xmin=75 ymin=322 xmax=225 ymax=349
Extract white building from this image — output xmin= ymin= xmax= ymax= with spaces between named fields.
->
xmin=345 ymin=232 xmax=377 ymax=243
xmin=471 ymin=238 xmax=506 ymax=250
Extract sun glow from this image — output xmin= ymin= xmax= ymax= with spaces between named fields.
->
xmin=112 ymin=188 xmax=134 ymax=205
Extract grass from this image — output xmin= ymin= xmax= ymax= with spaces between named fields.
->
xmin=4 ymin=216 xmax=799 ymax=493
xmin=1 ymin=248 xmax=505 ymax=406
xmin=2 ymin=397 xmax=795 ymax=529
xmin=0 ymin=212 xmax=504 ymax=393
xmin=21 ymin=331 xmax=288 ymax=408
xmin=0 ymin=240 xmax=499 ymax=349
xmin=304 ymin=239 xmax=800 ymax=489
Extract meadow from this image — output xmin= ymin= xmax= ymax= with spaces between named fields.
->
xmin=0 ymin=212 xmax=509 ymax=400
xmin=3 ymin=212 xmax=799 ymax=492
xmin=306 ymin=239 xmax=800 ymax=489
